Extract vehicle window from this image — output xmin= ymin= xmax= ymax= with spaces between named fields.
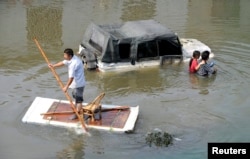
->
xmin=137 ymin=41 xmax=158 ymax=59
xmin=119 ymin=43 xmax=130 ymax=60
xmin=158 ymin=39 xmax=181 ymax=56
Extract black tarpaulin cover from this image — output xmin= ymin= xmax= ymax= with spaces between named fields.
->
xmin=81 ymin=19 xmax=182 ymax=63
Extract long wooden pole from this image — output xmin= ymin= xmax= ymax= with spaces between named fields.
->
xmin=34 ymin=38 xmax=88 ymax=132
xmin=41 ymin=106 xmax=130 ymax=115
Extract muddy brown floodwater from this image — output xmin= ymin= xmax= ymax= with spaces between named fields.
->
xmin=0 ymin=0 xmax=250 ymax=159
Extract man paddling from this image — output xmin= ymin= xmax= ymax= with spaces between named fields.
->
xmin=48 ymin=48 xmax=85 ymax=120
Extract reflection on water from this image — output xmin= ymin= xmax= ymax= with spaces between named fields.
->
xmin=26 ymin=5 xmax=63 ymax=49
xmin=211 ymin=0 xmax=239 ymax=19
xmin=57 ymin=136 xmax=85 ymax=159
xmin=189 ymin=73 xmax=216 ymax=95
xmin=121 ymin=0 xmax=156 ymax=21
xmin=89 ymin=68 xmax=165 ymax=96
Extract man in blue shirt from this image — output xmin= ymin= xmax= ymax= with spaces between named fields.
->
xmin=49 ymin=48 xmax=85 ymax=120
xmin=197 ymin=51 xmax=217 ymax=76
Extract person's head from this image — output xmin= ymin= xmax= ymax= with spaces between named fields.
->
xmin=192 ymin=50 xmax=201 ymax=59
xmin=63 ymin=48 xmax=74 ymax=60
xmin=201 ymin=51 xmax=210 ymax=61
xmin=189 ymin=51 xmax=200 ymax=67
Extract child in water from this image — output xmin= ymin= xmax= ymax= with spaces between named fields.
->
xmin=189 ymin=50 xmax=201 ymax=73
xmin=197 ymin=51 xmax=217 ymax=76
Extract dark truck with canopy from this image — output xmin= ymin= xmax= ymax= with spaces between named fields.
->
xmin=78 ymin=19 xmax=212 ymax=72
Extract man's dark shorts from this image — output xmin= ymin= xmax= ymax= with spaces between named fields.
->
xmin=72 ymin=87 xmax=84 ymax=103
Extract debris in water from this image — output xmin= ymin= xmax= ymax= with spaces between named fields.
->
xmin=145 ymin=129 xmax=173 ymax=147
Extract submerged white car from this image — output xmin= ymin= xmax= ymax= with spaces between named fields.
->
xmin=78 ymin=20 xmax=214 ymax=72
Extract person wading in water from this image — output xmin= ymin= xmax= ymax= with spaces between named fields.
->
xmin=197 ymin=51 xmax=217 ymax=76
xmin=189 ymin=50 xmax=201 ymax=73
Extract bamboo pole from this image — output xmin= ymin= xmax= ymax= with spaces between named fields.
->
xmin=41 ymin=106 xmax=130 ymax=115
xmin=34 ymin=38 xmax=88 ymax=132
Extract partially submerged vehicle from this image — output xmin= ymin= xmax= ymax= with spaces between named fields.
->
xmin=78 ymin=19 xmax=213 ymax=72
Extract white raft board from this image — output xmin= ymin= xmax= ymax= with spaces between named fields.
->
xmin=22 ymin=97 xmax=139 ymax=133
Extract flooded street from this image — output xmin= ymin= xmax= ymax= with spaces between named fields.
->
xmin=1 ymin=0 xmax=250 ymax=158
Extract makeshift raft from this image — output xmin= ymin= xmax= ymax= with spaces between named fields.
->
xmin=22 ymin=97 xmax=139 ymax=132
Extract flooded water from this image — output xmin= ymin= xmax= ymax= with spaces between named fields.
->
xmin=1 ymin=0 xmax=250 ymax=158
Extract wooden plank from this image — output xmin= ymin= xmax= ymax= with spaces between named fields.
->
xmin=42 ymin=101 xmax=130 ymax=128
